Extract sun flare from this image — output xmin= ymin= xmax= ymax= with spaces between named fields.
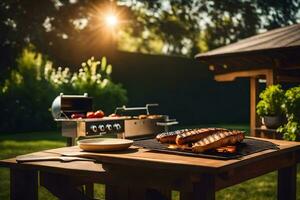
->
xmin=105 ymin=14 xmax=118 ymax=27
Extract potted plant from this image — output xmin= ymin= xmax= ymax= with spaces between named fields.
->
xmin=256 ymin=85 xmax=285 ymax=129
xmin=277 ymin=86 xmax=300 ymax=141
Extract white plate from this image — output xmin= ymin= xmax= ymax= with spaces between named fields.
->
xmin=78 ymin=138 xmax=133 ymax=152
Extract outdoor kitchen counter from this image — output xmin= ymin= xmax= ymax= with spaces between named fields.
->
xmin=1 ymin=137 xmax=300 ymax=200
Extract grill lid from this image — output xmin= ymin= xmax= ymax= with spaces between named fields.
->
xmin=51 ymin=93 xmax=93 ymax=119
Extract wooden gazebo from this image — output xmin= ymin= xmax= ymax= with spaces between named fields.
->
xmin=195 ymin=23 xmax=300 ymax=136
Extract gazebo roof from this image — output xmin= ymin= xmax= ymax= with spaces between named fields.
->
xmin=195 ymin=23 xmax=300 ymax=76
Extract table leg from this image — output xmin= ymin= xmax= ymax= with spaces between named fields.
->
xmin=180 ymin=174 xmax=215 ymax=200
xmin=10 ymin=168 xmax=38 ymax=200
xmin=277 ymin=164 xmax=297 ymax=200
xmin=157 ymin=188 xmax=172 ymax=200
xmin=40 ymin=172 xmax=91 ymax=200
xmin=105 ymin=185 xmax=169 ymax=200
xmin=105 ymin=184 xmax=129 ymax=200
xmin=145 ymin=188 xmax=169 ymax=200
xmin=85 ymin=183 xmax=94 ymax=199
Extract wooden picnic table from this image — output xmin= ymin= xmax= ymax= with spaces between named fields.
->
xmin=1 ymin=137 xmax=300 ymax=200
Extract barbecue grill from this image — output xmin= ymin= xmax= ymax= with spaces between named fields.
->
xmin=51 ymin=93 xmax=178 ymax=146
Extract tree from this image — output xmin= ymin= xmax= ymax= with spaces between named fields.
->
xmin=256 ymin=0 xmax=300 ymax=29
xmin=0 ymin=0 xmax=114 ymax=76
xmin=0 ymin=0 xmax=299 ymax=76
xmin=117 ymin=0 xmax=300 ymax=55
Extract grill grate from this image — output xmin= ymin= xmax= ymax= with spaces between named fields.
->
xmin=133 ymin=137 xmax=279 ymax=160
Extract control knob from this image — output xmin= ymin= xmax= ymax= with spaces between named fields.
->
xmin=90 ymin=125 xmax=97 ymax=133
xmin=113 ymin=123 xmax=121 ymax=131
xmin=98 ymin=125 xmax=105 ymax=132
xmin=106 ymin=124 xmax=113 ymax=131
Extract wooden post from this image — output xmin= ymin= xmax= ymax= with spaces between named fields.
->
xmin=250 ymin=77 xmax=259 ymax=137
xmin=266 ymin=69 xmax=275 ymax=86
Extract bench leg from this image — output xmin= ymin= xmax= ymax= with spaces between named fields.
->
xmin=10 ymin=168 xmax=38 ymax=200
xmin=278 ymin=164 xmax=297 ymax=200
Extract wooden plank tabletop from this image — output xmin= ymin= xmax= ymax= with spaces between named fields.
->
xmin=0 ymin=151 xmax=105 ymax=177
xmin=1 ymin=137 xmax=300 ymax=174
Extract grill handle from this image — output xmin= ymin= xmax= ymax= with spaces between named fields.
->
xmin=156 ymin=119 xmax=179 ymax=133
xmin=115 ymin=104 xmax=159 ymax=115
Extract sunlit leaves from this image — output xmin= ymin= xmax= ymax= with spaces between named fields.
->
xmin=118 ymin=0 xmax=300 ymax=55
xmin=256 ymin=85 xmax=285 ymax=116
xmin=0 ymin=0 xmax=299 ymax=68
xmin=101 ymin=57 xmax=107 ymax=71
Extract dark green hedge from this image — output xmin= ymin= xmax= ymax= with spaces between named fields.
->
xmin=0 ymin=47 xmax=127 ymax=132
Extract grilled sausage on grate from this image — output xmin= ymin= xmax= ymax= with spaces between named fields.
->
xmin=175 ymin=128 xmax=228 ymax=145
xmin=156 ymin=129 xmax=190 ymax=144
xmin=192 ymin=130 xmax=244 ymax=153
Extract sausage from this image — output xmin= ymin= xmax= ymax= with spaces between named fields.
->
xmin=156 ymin=129 xmax=190 ymax=144
xmin=192 ymin=130 xmax=244 ymax=153
xmin=175 ymin=128 xmax=228 ymax=145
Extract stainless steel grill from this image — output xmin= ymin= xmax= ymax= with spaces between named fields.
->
xmin=51 ymin=93 xmax=178 ymax=145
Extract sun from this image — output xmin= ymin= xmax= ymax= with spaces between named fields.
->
xmin=105 ymin=14 xmax=118 ymax=27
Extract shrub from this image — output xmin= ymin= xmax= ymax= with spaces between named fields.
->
xmin=278 ymin=120 xmax=300 ymax=141
xmin=277 ymin=86 xmax=300 ymax=141
xmin=44 ymin=56 xmax=128 ymax=114
xmin=282 ymin=86 xmax=300 ymax=120
xmin=256 ymin=85 xmax=285 ymax=117
xmin=0 ymin=46 xmax=127 ymax=132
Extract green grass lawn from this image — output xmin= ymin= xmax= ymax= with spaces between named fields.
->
xmin=0 ymin=125 xmax=300 ymax=200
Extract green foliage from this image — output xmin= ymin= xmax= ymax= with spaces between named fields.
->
xmin=256 ymin=85 xmax=285 ymax=117
xmin=282 ymin=86 xmax=300 ymax=119
xmin=1 ymin=0 xmax=299 ymax=75
xmin=44 ymin=56 xmax=127 ymax=114
xmin=0 ymin=46 xmax=57 ymax=132
xmin=256 ymin=84 xmax=300 ymax=141
xmin=278 ymin=121 xmax=300 ymax=141
xmin=0 ymin=47 xmax=127 ymax=132
xmin=277 ymin=86 xmax=300 ymax=141
xmin=118 ymin=0 xmax=300 ymax=56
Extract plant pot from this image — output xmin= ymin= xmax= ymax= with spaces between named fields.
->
xmin=261 ymin=116 xmax=283 ymax=129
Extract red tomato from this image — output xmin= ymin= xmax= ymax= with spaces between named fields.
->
xmin=86 ymin=112 xmax=95 ymax=118
xmin=94 ymin=110 xmax=105 ymax=118
xmin=71 ymin=114 xmax=85 ymax=119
